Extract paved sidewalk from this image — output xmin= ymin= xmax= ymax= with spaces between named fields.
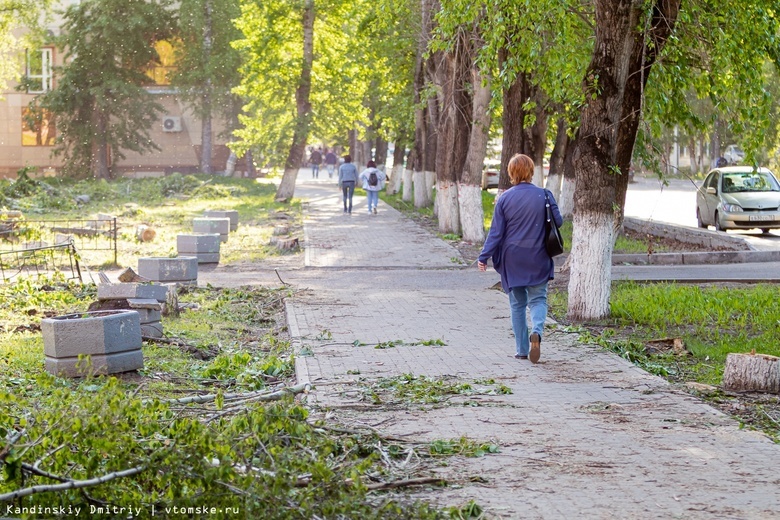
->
xmin=226 ymin=177 xmax=780 ymax=518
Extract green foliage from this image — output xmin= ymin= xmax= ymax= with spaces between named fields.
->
xmin=37 ymin=0 xmax=176 ymax=178
xmin=0 ymin=280 xmax=447 ymax=518
xmin=428 ymin=437 xmax=500 ymax=458
xmin=362 ymin=374 xmax=509 ymax=405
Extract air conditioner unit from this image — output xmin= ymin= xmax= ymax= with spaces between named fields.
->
xmin=162 ymin=116 xmax=182 ymax=132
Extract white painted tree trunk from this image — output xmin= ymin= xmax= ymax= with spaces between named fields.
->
xmin=425 ymin=170 xmax=436 ymax=203
xmin=436 ymin=180 xmax=459 ymax=234
xmin=402 ymin=169 xmax=413 ymax=201
xmin=414 ymin=171 xmax=431 ymax=207
xmin=387 ymin=165 xmax=403 ymax=195
xmin=533 ymin=165 xmax=544 ymax=187
xmin=545 ymin=172 xmax=563 ymax=201
xmin=723 ymin=353 xmax=780 ymax=393
xmin=458 ymin=183 xmax=484 ymax=243
xmin=567 ymin=210 xmax=614 ymax=320
xmin=559 ymin=177 xmax=576 ymax=218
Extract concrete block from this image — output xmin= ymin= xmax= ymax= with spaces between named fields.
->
xmin=193 ymin=218 xmax=230 ymax=242
xmin=45 ymin=349 xmax=144 ymax=377
xmin=141 ymin=321 xmax=164 ymax=338
xmin=138 ymin=256 xmax=198 ymax=283
xmin=98 ymin=283 xmax=168 ymax=303
xmin=204 ymin=210 xmax=238 ymax=231
xmin=177 ymin=233 xmax=221 ymax=264
xmin=42 ymin=310 xmax=144 ymax=377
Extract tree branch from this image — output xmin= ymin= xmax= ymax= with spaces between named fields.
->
xmin=0 ymin=466 xmax=146 ymax=502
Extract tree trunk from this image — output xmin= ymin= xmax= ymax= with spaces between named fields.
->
xmin=201 ymin=106 xmax=213 ymax=174
xmin=225 ymin=150 xmax=238 ymax=177
xmin=567 ymin=0 xmax=680 ymax=321
xmin=498 ymin=53 xmax=527 ymax=190
xmin=723 ymin=353 xmax=780 ymax=393
xmin=402 ymin=168 xmax=413 ymax=201
xmin=388 ymin=141 xmax=406 ymax=195
xmin=459 ymin=67 xmax=490 ymax=243
xmin=375 ymin=136 xmax=388 ymax=169
xmin=246 ymin=150 xmax=257 ymax=178
xmin=545 ymin=117 xmax=568 ymax=200
xmin=275 ymin=0 xmax=314 ymax=202
xmin=200 ymin=0 xmax=214 ymax=174
xmin=434 ymin=27 xmax=472 ymax=234
xmin=92 ymin=104 xmax=110 ymax=180
xmin=528 ymin=88 xmax=548 ymax=187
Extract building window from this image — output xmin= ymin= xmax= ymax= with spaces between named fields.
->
xmin=26 ymin=48 xmax=53 ymax=93
xmin=145 ymin=40 xmax=177 ymax=86
xmin=22 ymin=107 xmax=56 ymax=146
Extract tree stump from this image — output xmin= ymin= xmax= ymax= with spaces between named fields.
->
xmin=136 ymin=225 xmax=156 ymax=242
xmin=722 ymin=352 xmax=780 ymax=393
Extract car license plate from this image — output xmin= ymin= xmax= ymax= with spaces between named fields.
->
xmin=749 ymin=215 xmax=774 ymax=221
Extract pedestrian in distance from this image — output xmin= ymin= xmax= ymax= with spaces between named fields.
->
xmin=358 ymin=160 xmax=386 ymax=214
xmin=338 ymin=155 xmax=359 ymax=214
xmin=310 ymin=147 xmax=323 ymax=178
xmin=477 ymin=153 xmax=562 ymax=364
xmin=324 ymin=149 xmax=339 ymax=179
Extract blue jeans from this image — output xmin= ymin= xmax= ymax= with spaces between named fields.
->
xmin=366 ymin=190 xmax=379 ymax=212
xmin=508 ymin=282 xmax=548 ymax=356
xmin=341 ymin=181 xmax=355 ymax=212
xmin=311 ymin=164 xmax=320 ymax=178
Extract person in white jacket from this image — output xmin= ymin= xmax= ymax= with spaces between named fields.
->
xmin=358 ymin=160 xmax=386 ymax=214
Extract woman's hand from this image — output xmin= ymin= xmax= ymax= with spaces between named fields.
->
xmin=477 ymin=261 xmax=487 ymax=272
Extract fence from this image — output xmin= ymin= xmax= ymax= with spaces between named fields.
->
xmin=0 ymin=217 xmax=118 ymax=283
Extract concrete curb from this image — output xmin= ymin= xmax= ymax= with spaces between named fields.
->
xmin=623 ymin=217 xmax=750 ymax=251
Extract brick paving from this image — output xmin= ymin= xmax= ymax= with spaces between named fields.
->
xmin=217 ymin=177 xmax=780 ymax=518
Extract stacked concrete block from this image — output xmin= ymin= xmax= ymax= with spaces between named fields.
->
xmin=177 ymin=233 xmax=221 ymax=264
xmin=204 ymin=210 xmax=238 ymax=232
xmin=138 ymin=256 xmax=198 ymax=286
xmin=96 ymin=283 xmax=168 ymax=338
xmin=193 ymin=217 xmax=230 ymax=242
xmin=43 ymin=310 xmax=143 ymax=377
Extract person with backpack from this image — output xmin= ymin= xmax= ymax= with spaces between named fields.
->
xmin=359 ymin=160 xmax=386 ymax=214
xmin=338 ymin=155 xmax=359 ymax=214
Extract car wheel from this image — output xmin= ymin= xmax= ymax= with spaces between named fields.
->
xmin=761 ymin=228 xmax=771 ymax=234
xmin=696 ymin=208 xmax=706 ymax=228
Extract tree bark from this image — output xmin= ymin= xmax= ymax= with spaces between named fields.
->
xmin=375 ymin=135 xmax=388 ymax=169
xmin=275 ymin=0 xmax=314 ymax=202
xmin=498 ymin=52 xmax=526 ymax=191
xmin=459 ymin=67 xmax=490 ymax=243
xmin=200 ymin=0 xmax=214 ymax=174
xmin=545 ymin=117 xmax=568 ymax=200
xmin=723 ymin=353 xmax=780 ymax=394
xmin=567 ymin=0 xmax=680 ymax=321
xmin=92 ymin=104 xmax=110 ymax=180
xmin=434 ymin=26 xmax=472 ymax=234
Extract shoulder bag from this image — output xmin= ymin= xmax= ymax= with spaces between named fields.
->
xmin=544 ymin=190 xmax=564 ymax=257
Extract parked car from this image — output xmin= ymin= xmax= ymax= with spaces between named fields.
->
xmin=481 ymin=159 xmax=501 ymax=190
xmin=723 ymin=144 xmax=745 ymax=165
xmin=696 ymin=166 xmax=780 ymax=232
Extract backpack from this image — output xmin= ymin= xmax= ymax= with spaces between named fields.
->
xmin=368 ymin=170 xmax=378 ymax=187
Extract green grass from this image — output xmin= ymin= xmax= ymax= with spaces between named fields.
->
xmin=1 ymin=174 xmax=300 ymax=268
xmin=549 ymin=281 xmax=780 ymax=386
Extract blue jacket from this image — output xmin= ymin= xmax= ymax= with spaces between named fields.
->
xmin=338 ymin=163 xmax=358 ymax=185
xmin=478 ymin=183 xmax=563 ymax=292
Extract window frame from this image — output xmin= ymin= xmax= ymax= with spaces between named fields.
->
xmin=26 ymin=47 xmax=54 ymax=94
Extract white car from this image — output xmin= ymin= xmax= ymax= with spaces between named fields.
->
xmin=696 ymin=166 xmax=780 ymax=232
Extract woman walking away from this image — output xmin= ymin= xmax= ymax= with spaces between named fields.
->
xmin=477 ymin=153 xmax=562 ymax=364
xmin=338 ymin=155 xmax=359 ymax=214
xmin=359 ymin=160 xmax=386 ymax=214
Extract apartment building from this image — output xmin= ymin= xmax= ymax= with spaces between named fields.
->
xmin=0 ymin=2 xmax=241 ymax=179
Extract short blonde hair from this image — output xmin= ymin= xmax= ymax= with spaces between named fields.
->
xmin=507 ymin=154 xmax=535 ymax=185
